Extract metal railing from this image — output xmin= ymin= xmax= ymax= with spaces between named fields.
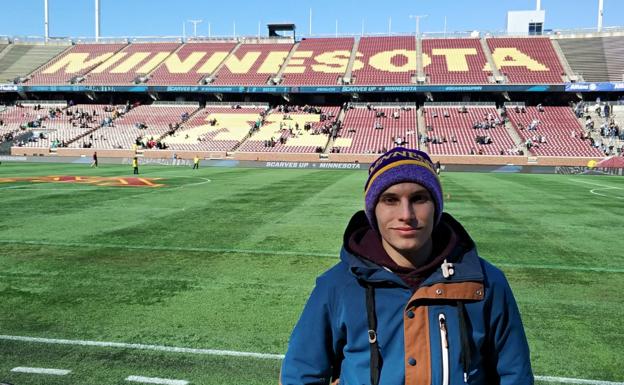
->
xmin=2 ymin=27 xmax=624 ymax=45
xmin=424 ymin=101 xmax=496 ymax=107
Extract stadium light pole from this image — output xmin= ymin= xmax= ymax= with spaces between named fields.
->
xmin=597 ymin=0 xmax=604 ymax=32
xmin=188 ymin=19 xmax=202 ymax=37
xmin=388 ymin=17 xmax=392 ymax=35
xmin=409 ymin=14 xmax=428 ymax=36
xmin=335 ymin=19 xmax=338 ymax=37
xmin=361 ymin=19 xmax=365 ymax=37
xmin=44 ymin=0 xmax=49 ymax=42
xmin=95 ymin=0 xmax=100 ymax=42
xmin=208 ymin=22 xmax=211 ymax=38
xmin=309 ymin=8 xmax=312 ymax=36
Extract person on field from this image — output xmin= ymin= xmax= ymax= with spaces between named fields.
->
xmin=281 ymin=147 xmax=533 ymax=385
xmin=132 ymin=156 xmax=139 ymax=175
xmin=91 ymin=151 xmax=98 ymax=168
xmin=193 ymin=155 xmax=200 ymax=169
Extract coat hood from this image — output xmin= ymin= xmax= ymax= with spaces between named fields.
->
xmin=340 ymin=210 xmax=484 ymax=287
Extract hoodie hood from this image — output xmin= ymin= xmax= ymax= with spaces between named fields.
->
xmin=340 ymin=210 xmax=483 ymax=287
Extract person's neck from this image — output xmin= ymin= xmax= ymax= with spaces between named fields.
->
xmin=381 ymin=238 xmax=434 ymax=269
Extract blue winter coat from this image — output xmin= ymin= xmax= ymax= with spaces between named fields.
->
xmin=281 ymin=212 xmax=533 ymax=385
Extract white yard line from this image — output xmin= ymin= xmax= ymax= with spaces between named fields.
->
xmin=2 ymin=335 xmax=622 ymax=385
xmin=569 ymin=179 xmax=624 ymax=200
xmin=10 ymin=366 xmax=71 ymax=375
xmin=0 ymin=335 xmax=284 ymax=360
xmin=569 ymin=179 xmax=624 ymax=189
xmin=536 ymin=375 xmax=624 ymax=385
xmin=126 ymin=375 xmax=188 ymax=385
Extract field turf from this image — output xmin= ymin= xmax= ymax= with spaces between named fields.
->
xmin=0 ymin=162 xmax=622 ymax=385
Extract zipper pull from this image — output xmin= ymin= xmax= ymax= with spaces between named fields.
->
xmin=439 ymin=315 xmax=448 ymax=348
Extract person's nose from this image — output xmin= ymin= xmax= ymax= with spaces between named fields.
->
xmin=398 ymin=199 xmax=416 ymax=223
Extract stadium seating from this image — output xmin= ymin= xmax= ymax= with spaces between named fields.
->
xmin=27 ymin=44 xmax=127 ymax=84
xmin=423 ymin=106 xmax=516 ymax=155
xmin=0 ymin=105 xmax=37 ymax=140
xmin=163 ymin=106 xmax=267 ymax=152
xmin=82 ymin=43 xmax=180 ymax=85
xmin=237 ymin=106 xmax=340 ymax=153
xmin=0 ymin=44 xmax=69 ymax=83
xmin=281 ymin=38 xmax=354 ymax=85
xmin=212 ymin=43 xmax=293 ymax=85
xmin=76 ymin=104 xmax=197 ymax=149
xmin=335 ymin=106 xmax=418 ymax=153
xmin=506 ymin=106 xmax=604 ymax=157
xmin=422 ymin=38 xmax=492 ymax=84
xmin=557 ymin=36 xmax=624 ymax=82
xmin=351 ymin=36 xmax=416 ymax=85
xmin=486 ymin=38 xmax=565 ymax=83
xmin=148 ymin=42 xmax=237 ymax=85
xmin=8 ymin=104 xmax=116 ymax=148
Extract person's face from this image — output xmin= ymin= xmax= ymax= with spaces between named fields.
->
xmin=374 ymin=182 xmax=435 ymax=263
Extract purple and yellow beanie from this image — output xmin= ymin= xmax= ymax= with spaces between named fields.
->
xmin=364 ymin=147 xmax=443 ymax=231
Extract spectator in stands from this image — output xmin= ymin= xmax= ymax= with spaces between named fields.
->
xmin=537 ymin=103 xmax=545 ymax=112
xmin=374 ymin=121 xmax=383 ymax=130
xmin=528 ymin=119 xmax=539 ymax=131
xmin=281 ymin=148 xmax=534 ymax=385
xmin=443 ymin=110 xmax=450 ymax=118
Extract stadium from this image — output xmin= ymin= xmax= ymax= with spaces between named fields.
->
xmin=0 ymin=0 xmax=623 ymax=384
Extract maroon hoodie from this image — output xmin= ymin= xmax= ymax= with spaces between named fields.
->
xmin=347 ymin=212 xmax=459 ymax=289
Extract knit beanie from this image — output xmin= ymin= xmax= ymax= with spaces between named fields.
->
xmin=364 ymin=147 xmax=443 ymax=231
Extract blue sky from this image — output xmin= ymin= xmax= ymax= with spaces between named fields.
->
xmin=0 ymin=0 xmax=621 ymax=39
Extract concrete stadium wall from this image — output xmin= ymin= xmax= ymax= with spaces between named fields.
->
xmin=10 ymin=147 xmax=604 ymax=167
xmin=142 ymin=150 xmax=227 ymax=159
xmin=10 ymin=147 xmax=50 ymax=156
xmin=233 ymin=152 xmax=323 ymax=162
xmin=56 ymin=148 xmax=136 ymax=158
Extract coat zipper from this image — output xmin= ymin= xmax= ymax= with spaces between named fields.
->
xmin=438 ymin=313 xmax=450 ymax=385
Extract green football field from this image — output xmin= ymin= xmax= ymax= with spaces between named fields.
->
xmin=0 ymin=162 xmax=622 ymax=385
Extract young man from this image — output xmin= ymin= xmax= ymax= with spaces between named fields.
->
xmin=281 ymin=147 xmax=533 ymax=385
xmin=193 ymin=155 xmax=200 ymax=169
xmin=91 ymin=151 xmax=98 ymax=168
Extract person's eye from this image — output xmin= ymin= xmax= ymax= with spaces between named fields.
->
xmin=381 ymin=196 xmax=398 ymax=204
xmin=412 ymin=195 xmax=429 ymax=203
